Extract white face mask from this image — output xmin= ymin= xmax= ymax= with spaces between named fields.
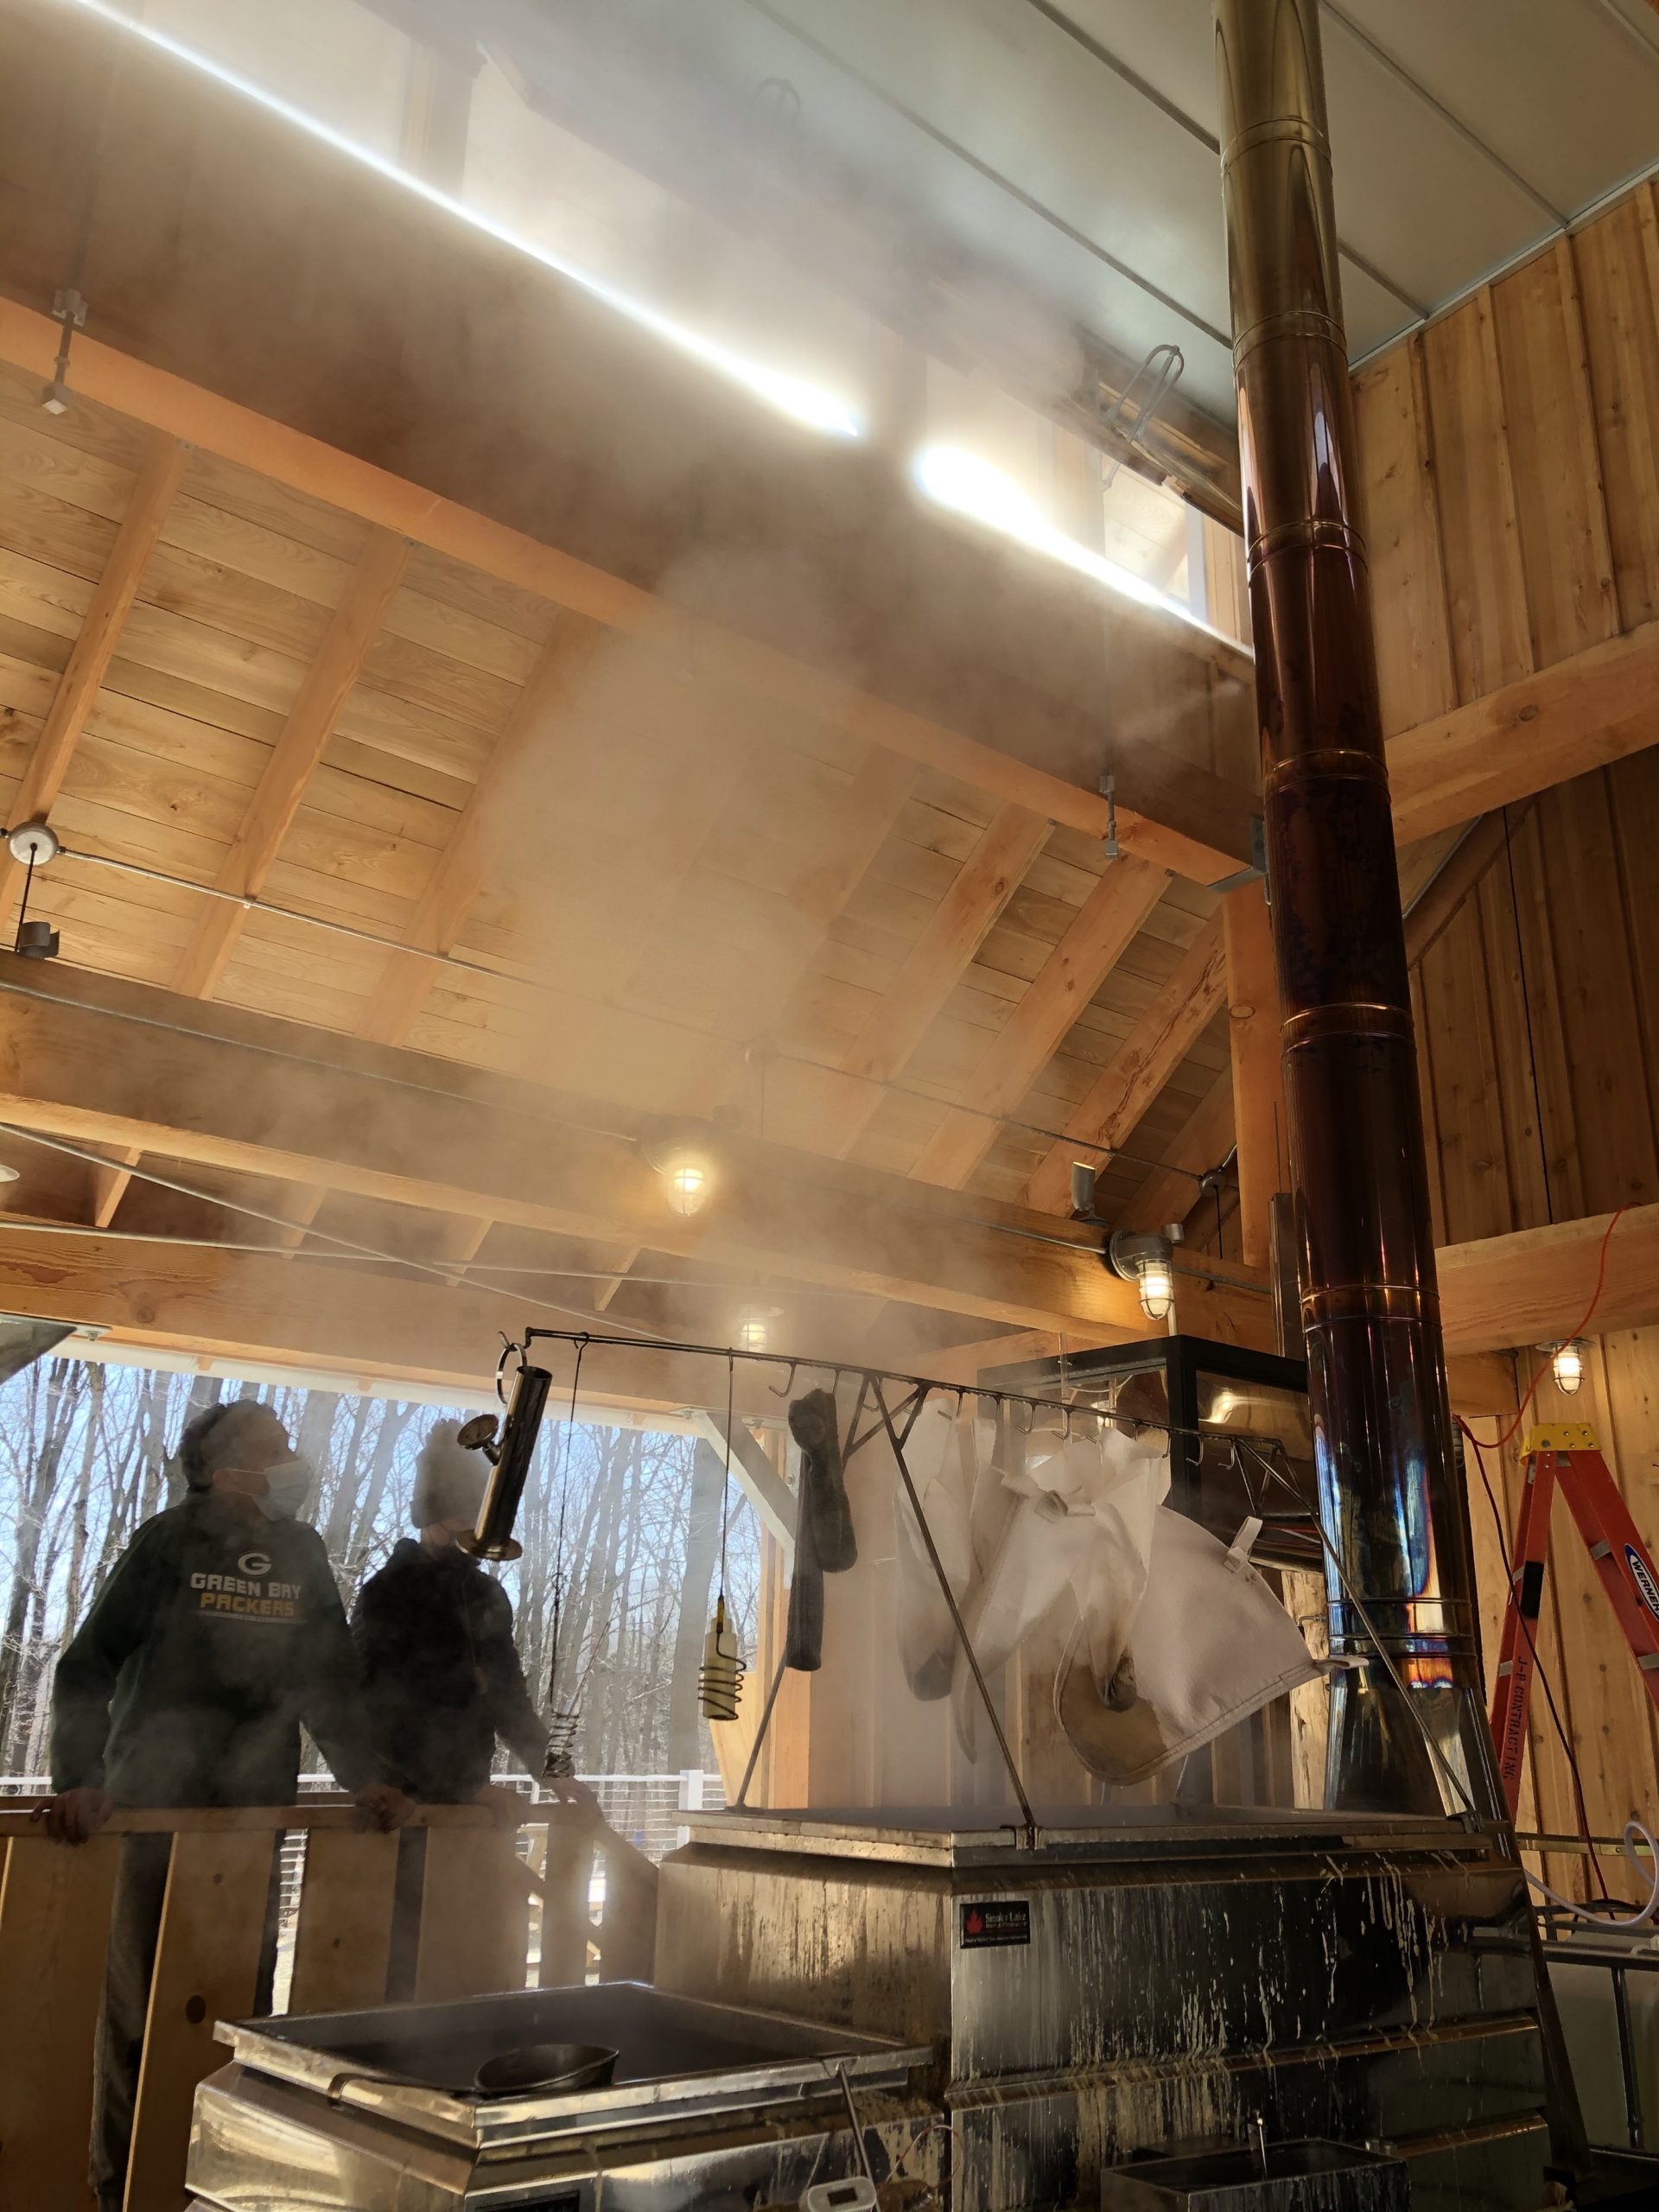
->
xmin=256 ymin=1453 xmax=314 ymax=1523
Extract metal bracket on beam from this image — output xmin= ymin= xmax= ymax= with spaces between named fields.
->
xmin=1208 ymin=815 xmax=1267 ymax=893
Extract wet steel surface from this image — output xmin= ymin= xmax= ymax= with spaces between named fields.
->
xmin=656 ymin=1812 xmax=1550 ymax=2209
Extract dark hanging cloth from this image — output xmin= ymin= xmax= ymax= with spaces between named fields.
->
xmin=784 ymin=1389 xmax=857 ymax=1671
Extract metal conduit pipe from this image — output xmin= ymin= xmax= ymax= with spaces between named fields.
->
xmin=1212 ymin=0 xmax=1501 ymax=1817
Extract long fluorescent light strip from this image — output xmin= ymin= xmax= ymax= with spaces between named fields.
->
xmin=914 ymin=444 xmax=1249 ymax=652
xmin=58 ymin=0 xmax=863 ymax=438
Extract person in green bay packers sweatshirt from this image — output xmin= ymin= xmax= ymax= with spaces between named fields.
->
xmin=36 ymin=1396 xmax=410 ymax=2212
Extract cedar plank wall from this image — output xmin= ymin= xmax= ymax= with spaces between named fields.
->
xmin=1355 ymin=184 xmax=1659 ymax=1897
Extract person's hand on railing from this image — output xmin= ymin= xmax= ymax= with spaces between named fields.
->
xmin=353 ymin=1782 xmax=413 ymax=1832
xmin=32 ymin=1786 xmax=114 ymax=1844
xmin=474 ymin=1782 xmax=531 ymax=1828
xmin=542 ymin=1774 xmax=604 ymax=1827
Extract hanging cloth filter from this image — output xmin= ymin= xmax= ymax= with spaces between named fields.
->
xmin=699 ymin=1353 xmax=747 ymax=1723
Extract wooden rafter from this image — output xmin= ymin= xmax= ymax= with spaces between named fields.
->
xmin=0 ymin=301 xmax=1238 ymax=887
xmin=171 ymin=528 xmax=410 ymax=999
xmin=358 ymin=622 xmax=595 ymax=1048
xmin=907 ymin=856 xmax=1168 ymax=1190
xmin=821 ymin=804 xmax=1051 ymax=1157
xmin=1024 ymin=916 xmax=1229 ymax=1214
xmin=1116 ymin=1071 xmax=1235 ymax=1236
xmin=1 ymin=291 xmax=1647 ymax=883
xmin=0 ymin=429 xmax=185 ymax=925
xmin=0 ymin=959 xmax=1148 ymax=1338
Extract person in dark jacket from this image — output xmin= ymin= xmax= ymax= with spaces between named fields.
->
xmin=351 ymin=1421 xmax=550 ymax=1813
xmin=35 ymin=1396 xmax=409 ymax=2212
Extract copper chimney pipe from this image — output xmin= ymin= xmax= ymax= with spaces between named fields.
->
xmin=1213 ymin=0 xmax=1497 ymax=1815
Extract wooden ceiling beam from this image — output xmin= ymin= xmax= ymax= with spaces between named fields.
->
xmin=1023 ymin=917 xmax=1229 ymax=1215
xmin=170 ymin=528 xmax=410 ymax=999
xmin=1387 ymin=617 xmax=1659 ymax=842
xmin=0 ymin=302 xmax=1238 ymax=887
xmin=0 ymin=1222 xmax=785 ymax=1415
xmin=0 ymin=957 xmax=1146 ymax=1338
xmin=908 ymin=856 xmax=1169 ymax=1191
xmin=1439 ymin=1203 xmax=1659 ymax=1356
xmin=0 ymin=428 xmax=185 ymax=927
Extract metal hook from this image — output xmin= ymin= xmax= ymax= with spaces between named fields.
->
xmin=766 ymin=1358 xmax=799 ymax=1400
xmin=494 ymin=1335 xmax=525 ymax=1408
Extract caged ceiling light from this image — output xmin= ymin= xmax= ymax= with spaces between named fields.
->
xmin=641 ymin=1124 xmax=721 ymax=1218
xmin=1549 ymin=1338 xmax=1586 ymax=1396
xmin=1109 ymin=1228 xmax=1179 ymax=1325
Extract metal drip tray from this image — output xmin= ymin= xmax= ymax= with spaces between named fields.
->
xmin=1101 ymin=2137 xmax=1408 ymax=2209
xmin=213 ymin=1981 xmax=929 ymax=2147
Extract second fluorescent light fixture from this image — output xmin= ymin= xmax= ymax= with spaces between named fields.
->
xmin=61 ymin=0 xmax=863 ymax=442
xmin=913 ymin=444 xmax=1244 ymax=645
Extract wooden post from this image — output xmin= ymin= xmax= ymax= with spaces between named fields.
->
xmin=536 ymin=1823 xmax=596 ymax=1988
xmin=125 ymin=1830 xmax=276 ymax=2212
xmin=0 ymin=1833 xmax=121 ymax=2212
xmin=413 ymin=1828 xmax=530 ymax=2002
xmin=1221 ymin=881 xmax=1286 ymax=1269
xmin=288 ymin=1829 xmax=398 ymax=2015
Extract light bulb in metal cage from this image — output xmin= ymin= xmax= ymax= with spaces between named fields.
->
xmin=1108 ymin=1227 xmax=1179 ymax=1325
xmin=1550 ymin=1338 xmax=1585 ymax=1396
xmin=641 ymin=1122 xmax=721 ymax=1217
xmin=698 ymin=1594 xmax=745 ymax=1723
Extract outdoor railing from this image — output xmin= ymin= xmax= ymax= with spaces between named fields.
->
xmin=0 ymin=1794 xmax=658 ymax=2212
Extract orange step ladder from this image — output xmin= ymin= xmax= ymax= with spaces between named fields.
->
xmin=1490 ymin=1423 xmax=1659 ymax=1819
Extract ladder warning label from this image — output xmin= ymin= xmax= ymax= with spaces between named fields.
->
xmin=959 ymin=1900 xmax=1030 ymax=1948
xmin=1627 ymin=1547 xmax=1659 ymax=1620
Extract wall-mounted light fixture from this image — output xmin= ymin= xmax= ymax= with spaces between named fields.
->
xmin=1549 ymin=1339 xmax=1585 ymax=1396
xmin=1109 ymin=1228 xmax=1179 ymax=1325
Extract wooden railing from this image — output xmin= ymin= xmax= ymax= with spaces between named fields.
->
xmin=0 ymin=1798 xmax=658 ymax=2212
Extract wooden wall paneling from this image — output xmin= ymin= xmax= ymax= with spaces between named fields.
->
xmin=1571 ymin=181 xmax=1659 ymax=632
xmin=1490 ymin=238 xmax=1619 ymax=671
xmin=1491 ymin=1422 xmax=1584 ymax=1903
xmin=1607 ymin=748 xmax=1659 ymax=1175
xmin=1414 ymin=902 xmax=1514 ymax=1243
xmin=1498 ymin=803 xmax=1588 ymax=1223
xmin=1538 ymin=772 xmax=1659 ymax=1212
xmin=1588 ymin=1329 xmax=1659 ymax=1798
xmin=1351 ymin=335 xmax=1458 ymax=734
xmin=1529 ymin=1354 xmax=1659 ymax=1901
xmin=1421 ymin=290 xmax=1535 ymax=703
xmin=1472 ymin=864 xmax=1554 ymax=1233
xmin=288 ymin=1828 xmax=398 ymax=2014
xmin=126 ymin=1829 xmax=278 ymax=2212
xmin=1409 ymin=964 xmax=1448 ymax=1250
xmin=0 ymin=1831 xmax=119 ymax=2212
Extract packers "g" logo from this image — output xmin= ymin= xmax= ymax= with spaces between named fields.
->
xmin=237 ymin=1551 xmax=272 ymax=1579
